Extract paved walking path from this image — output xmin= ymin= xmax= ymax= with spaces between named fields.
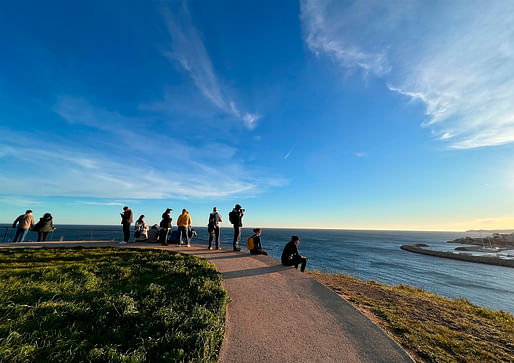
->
xmin=2 ymin=241 xmax=413 ymax=362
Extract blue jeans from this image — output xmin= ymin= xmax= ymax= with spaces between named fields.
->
xmin=177 ymin=226 xmax=189 ymax=244
xmin=13 ymin=228 xmax=29 ymax=242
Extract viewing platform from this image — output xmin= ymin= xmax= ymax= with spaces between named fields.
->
xmin=1 ymin=241 xmax=413 ymax=362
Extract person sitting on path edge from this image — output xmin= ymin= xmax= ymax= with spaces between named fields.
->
xmin=135 ymin=215 xmax=149 ymax=242
xmin=12 ymin=210 xmax=34 ymax=242
xmin=120 ymin=206 xmax=133 ymax=244
xmin=208 ymin=207 xmax=223 ymax=250
xmin=281 ymin=235 xmax=308 ymax=272
xmin=177 ymin=209 xmax=192 ymax=247
xmin=229 ymin=204 xmax=244 ymax=251
xmin=249 ymin=228 xmax=268 ymax=256
xmin=159 ymin=208 xmax=172 ymax=246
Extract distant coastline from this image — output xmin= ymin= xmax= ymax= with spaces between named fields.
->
xmin=401 ymin=244 xmax=514 ymax=268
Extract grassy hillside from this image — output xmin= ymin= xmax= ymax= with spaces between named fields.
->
xmin=309 ymin=271 xmax=514 ymax=363
xmin=0 ymin=248 xmax=228 ymax=362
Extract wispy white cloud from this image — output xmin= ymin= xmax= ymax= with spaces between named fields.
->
xmin=0 ymin=98 xmax=283 ymax=199
xmin=301 ymin=0 xmax=514 ymax=149
xmin=161 ymin=5 xmax=260 ymax=129
xmin=354 ymin=152 xmax=367 ymax=158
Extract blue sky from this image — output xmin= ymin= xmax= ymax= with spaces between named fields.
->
xmin=1 ymin=0 xmax=514 ymax=230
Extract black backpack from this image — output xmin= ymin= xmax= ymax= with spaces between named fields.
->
xmin=229 ymin=210 xmax=237 ymax=225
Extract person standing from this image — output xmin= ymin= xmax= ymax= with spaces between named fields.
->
xmin=208 ymin=207 xmax=223 ymax=250
xmin=12 ymin=210 xmax=34 ymax=242
xmin=32 ymin=213 xmax=56 ymax=242
xmin=120 ymin=206 xmax=133 ymax=245
xmin=177 ymin=209 xmax=192 ymax=247
xmin=281 ymin=235 xmax=308 ymax=272
xmin=159 ymin=208 xmax=172 ymax=246
xmin=249 ymin=228 xmax=268 ymax=256
xmin=229 ymin=204 xmax=244 ymax=251
xmin=135 ymin=215 xmax=149 ymax=242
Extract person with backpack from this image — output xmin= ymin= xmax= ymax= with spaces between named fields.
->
xmin=208 ymin=207 xmax=223 ymax=250
xmin=229 ymin=204 xmax=244 ymax=251
xmin=247 ymin=228 xmax=268 ymax=256
xmin=120 ymin=206 xmax=133 ymax=244
xmin=177 ymin=209 xmax=192 ymax=247
xmin=32 ymin=213 xmax=56 ymax=242
xmin=281 ymin=235 xmax=308 ymax=272
xmin=159 ymin=208 xmax=172 ymax=246
xmin=12 ymin=210 xmax=34 ymax=242
xmin=135 ymin=215 xmax=148 ymax=242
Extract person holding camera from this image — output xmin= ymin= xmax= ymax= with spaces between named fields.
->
xmin=229 ymin=204 xmax=244 ymax=251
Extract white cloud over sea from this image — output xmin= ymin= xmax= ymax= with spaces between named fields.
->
xmin=0 ymin=97 xmax=283 ymax=199
xmin=301 ymin=0 xmax=514 ymax=149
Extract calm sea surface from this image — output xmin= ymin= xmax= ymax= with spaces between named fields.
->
xmin=1 ymin=225 xmax=513 ymax=313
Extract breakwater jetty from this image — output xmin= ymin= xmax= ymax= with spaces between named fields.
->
xmin=401 ymin=244 xmax=514 ymax=268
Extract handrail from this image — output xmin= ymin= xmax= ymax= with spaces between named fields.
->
xmin=0 ymin=226 xmax=272 ymax=252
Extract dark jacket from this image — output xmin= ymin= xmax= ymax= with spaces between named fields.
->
xmin=230 ymin=209 xmax=244 ymax=227
xmin=160 ymin=213 xmax=172 ymax=229
xmin=281 ymin=241 xmax=300 ymax=264
xmin=33 ymin=216 xmax=55 ymax=233
xmin=251 ymin=235 xmax=263 ymax=251
xmin=121 ymin=209 xmax=133 ymax=225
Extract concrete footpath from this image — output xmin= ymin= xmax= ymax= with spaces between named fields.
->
xmin=2 ymin=241 xmax=413 ymax=363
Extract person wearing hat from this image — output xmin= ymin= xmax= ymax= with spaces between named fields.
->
xmin=229 ymin=204 xmax=245 ymax=251
xmin=120 ymin=206 xmax=133 ymax=244
xmin=159 ymin=208 xmax=172 ymax=246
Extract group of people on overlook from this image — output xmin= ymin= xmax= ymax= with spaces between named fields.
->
xmin=11 ymin=210 xmax=56 ymax=242
xmin=121 ymin=203 xmax=308 ymax=272
xmin=9 ymin=203 xmax=308 ymax=272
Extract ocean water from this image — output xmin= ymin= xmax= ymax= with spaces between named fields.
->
xmin=1 ymin=225 xmax=513 ymax=314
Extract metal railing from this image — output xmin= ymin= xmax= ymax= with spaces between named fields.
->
xmin=0 ymin=225 xmax=273 ymax=252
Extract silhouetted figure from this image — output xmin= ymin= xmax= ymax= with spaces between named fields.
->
xmin=159 ymin=208 xmax=172 ymax=246
xmin=208 ymin=207 xmax=223 ymax=250
xmin=281 ymin=235 xmax=308 ymax=272
xmin=229 ymin=204 xmax=244 ymax=251
xmin=120 ymin=206 xmax=133 ymax=244
xmin=32 ymin=213 xmax=56 ymax=242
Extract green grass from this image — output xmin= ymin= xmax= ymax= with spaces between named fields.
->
xmin=0 ymin=248 xmax=228 ymax=362
xmin=310 ymin=271 xmax=514 ymax=363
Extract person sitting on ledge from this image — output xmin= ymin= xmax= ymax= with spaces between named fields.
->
xmin=281 ymin=235 xmax=307 ymax=272
xmin=249 ymin=228 xmax=268 ymax=256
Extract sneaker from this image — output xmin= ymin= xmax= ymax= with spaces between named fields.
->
xmin=119 ymin=241 xmax=127 ymax=245
xmin=216 ymin=246 xmax=221 ymax=250
xmin=187 ymin=244 xmax=191 ymax=247
xmin=176 ymin=243 xmax=180 ymax=247
xmin=161 ymin=242 xmax=169 ymax=246
xmin=208 ymin=246 xmax=213 ymax=250
xmin=233 ymin=247 xmax=241 ymax=252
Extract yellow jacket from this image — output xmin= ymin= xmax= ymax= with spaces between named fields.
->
xmin=177 ymin=213 xmax=191 ymax=227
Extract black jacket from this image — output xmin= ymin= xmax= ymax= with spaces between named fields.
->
xmin=230 ymin=209 xmax=243 ymax=227
xmin=281 ymin=241 xmax=300 ymax=264
xmin=160 ymin=213 xmax=172 ymax=229
xmin=121 ymin=210 xmax=133 ymax=225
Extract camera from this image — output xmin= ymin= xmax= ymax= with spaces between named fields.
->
xmin=241 ymin=209 xmax=245 ymax=212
